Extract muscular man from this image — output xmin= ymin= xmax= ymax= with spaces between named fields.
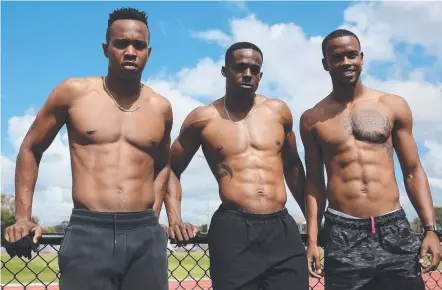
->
xmin=165 ymin=42 xmax=308 ymax=290
xmin=4 ymin=8 xmax=171 ymax=290
xmin=301 ymin=29 xmax=441 ymax=290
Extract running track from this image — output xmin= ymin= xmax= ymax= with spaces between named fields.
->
xmin=2 ymin=274 xmax=441 ymax=290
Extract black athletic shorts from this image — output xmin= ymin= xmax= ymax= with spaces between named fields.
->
xmin=208 ymin=203 xmax=308 ymax=290
xmin=58 ymin=208 xmax=168 ymax=290
xmin=323 ymin=208 xmax=425 ymax=290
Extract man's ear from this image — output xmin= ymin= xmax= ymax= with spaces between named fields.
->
xmin=360 ymin=51 xmax=364 ymax=67
xmin=322 ymin=58 xmax=329 ymax=72
xmin=221 ymin=66 xmax=227 ymax=77
xmin=103 ymin=42 xmax=109 ymax=58
xmin=146 ymin=46 xmax=152 ymax=61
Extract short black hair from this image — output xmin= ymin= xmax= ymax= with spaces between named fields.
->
xmin=106 ymin=7 xmax=149 ymax=43
xmin=225 ymin=42 xmax=263 ymax=65
xmin=321 ymin=29 xmax=361 ymax=58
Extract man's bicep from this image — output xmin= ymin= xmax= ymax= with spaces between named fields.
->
xmin=392 ymin=98 xmax=421 ymax=173
xmin=155 ymin=103 xmax=173 ymax=167
xmin=300 ymin=127 xmax=325 ymax=186
xmin=393 ymin=126 xmax=421 ymax=173
xmin=21 ymin=83 xmax=70 ymax=153
xmin=282 ymin=130 xmax=301 ymax=166
xmin=170 ymin=114 xmax=203 ymax=178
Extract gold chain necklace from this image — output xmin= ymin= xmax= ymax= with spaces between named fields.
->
xmin=223 ymin=95 xmax=256 ymax=125
xmin=103 ymin=76 xmax=144 ymax=112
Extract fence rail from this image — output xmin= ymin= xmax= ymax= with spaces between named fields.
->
xmin=1 ymin=232 xmax=441 ymax=290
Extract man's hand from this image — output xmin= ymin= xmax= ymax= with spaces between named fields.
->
xmin=307 ymin=243 xmax=323 ymax=278
xmin=4 ymin=220 xmax=42 ymax=244
xmin=168 ymin=222 xmax=199 ymax=243
xmin=419 ymin=231 xmax=441 ymax=273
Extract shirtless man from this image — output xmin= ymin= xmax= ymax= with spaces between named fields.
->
xmin=301 ymin=29 xmax=441 ymax=290
xmin=165 ymin=41 xmax=308 ymax=290
xmin=4 ymin=8 xmax=171 ymax=290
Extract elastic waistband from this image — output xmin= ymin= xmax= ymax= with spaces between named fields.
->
xmin=69 ymin=208 xmax=158 ymax=231
xmin=324 ymin=207 xmax=406 ymax=229
xmin=217 ymin=203 xmax=288 ymax=221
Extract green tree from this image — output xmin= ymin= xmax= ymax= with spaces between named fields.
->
xmin=1 ymin=206 xmax=15 ymax=228
xmin=410 ymin=206 xmax=442 ymax=233
xmin=54 ymin=221 xmax=69 ymax=232
xmin=199 ymin=224 xmax=208 ymax=233
xmin=1 ymin=193 xmax=40 ymax=229
xmin=43 ymin=226 xmax=57 ymax=232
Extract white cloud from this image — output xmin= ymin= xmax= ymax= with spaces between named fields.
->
xmin=175 ymin=57 xmax=225 ymax=100
xmin=2 ymin=114 xmax=73 ymax=225
xmin=1 ymin=155 xmax=15 ymax=193
xmin=144 ymin=78 xmax=220 ymax=226
xmin=342 ymin=1 xmax=442 ymax=66
xmin=422 ymin=140 xmax=442 ymax=178
xmin=192 ymin=30 xmax=232 ymax=48
xmin=3 ymin=2 xmax=441 ymax=228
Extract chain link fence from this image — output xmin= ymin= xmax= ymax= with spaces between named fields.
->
xmin=1 ymin=233 xmax=441 ymax=290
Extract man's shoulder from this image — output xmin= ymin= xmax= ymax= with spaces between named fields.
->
xmin=300 ymin=97 xmax=330 ymax=131
xmin=50 ymin=77 xmax=95 ymax=104
xmin=144 ymin=86 xmax=172 ymax=113
xmin=378 ymin=92 xmax=409 ymax=109
xmin=260 ymin=95 xmax=288 ymax=110
xmin=183 ymin=101 xmax=219 ymax=129
xmin=59 ymin=77 xmax=91 ymax=92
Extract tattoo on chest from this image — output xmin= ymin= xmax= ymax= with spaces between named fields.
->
xmin=216 ymin=163 xmax=233 ymax=180
xmin=345 ymin=109 xmax=391 ymax=144
xmin=382 ymin=141 xmax=394 ymax=160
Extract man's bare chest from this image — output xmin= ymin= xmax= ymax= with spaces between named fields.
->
xmin=316 ymin=107 xmax=393 ymax=148
xmin=67 ymin=102 xmax=165 ymax=150
xmin=202 ymin=117 xmax=285 ymax=157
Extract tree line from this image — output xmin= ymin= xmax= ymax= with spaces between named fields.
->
xmin=2 ymin=194 xmax=439 ymax=235
xmin=1 ymin=194 xmax=210 ymax=234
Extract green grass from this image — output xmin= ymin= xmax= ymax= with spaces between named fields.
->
xmin=1 ymin=251 xmax=210 ymax=284
xmin=1 ymin=253 xmax=59 ymax=285
xmin=2 ymin=251 xmax=441 ymax=285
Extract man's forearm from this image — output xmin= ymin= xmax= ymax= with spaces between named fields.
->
xmin=405 ymin=166 xmax=436 ymax=226
xmin=284 ymin=162 xmax=306 ymax=216
xmin=165 ymin=172 xmax=184 ymax=225
xmin=14 ymin=148 xmax=40 ymax=221
xmin=153 ymin=166 xmax=171 ymax=217
xmin=306 ymin=190 xmax=327 ymax=245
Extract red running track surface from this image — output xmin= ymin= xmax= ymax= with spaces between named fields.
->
xmin=2 ymin=273 xmax=441 ymax=290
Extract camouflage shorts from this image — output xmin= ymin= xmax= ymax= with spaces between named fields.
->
xmin=323 ymin=208 xmax=425 ymax=290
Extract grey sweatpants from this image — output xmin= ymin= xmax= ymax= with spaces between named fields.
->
xmin=58 ymin=209 xmax=168 ymax=290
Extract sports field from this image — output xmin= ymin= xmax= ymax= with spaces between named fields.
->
xmin=2 ymin=252 xmax=442 ymax=290
xmin=1 ymin=252 xmax=210 ymax=284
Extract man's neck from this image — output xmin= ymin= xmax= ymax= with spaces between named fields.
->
xmin=225 ymin=91 xmax=256 ymax=113
xmin=105 ymin=73 xmax=142 ymax=98
xmin=331 ymin=80 xmax=365 ymax=103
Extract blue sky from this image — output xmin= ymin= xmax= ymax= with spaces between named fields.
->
xmin=2 ymin=1 xmax=441 ymax=225
xmin=1 ymin=1 xmax=350 ymax=156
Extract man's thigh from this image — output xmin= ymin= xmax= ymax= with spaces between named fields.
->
xmin=323 ymin=221 xmax=375 ymax=290
xmin=376 ymin=218 xmax=425 ymax=290
xmin=262 ymin=253 xmax=309 ymax=290
xmin=208 ymin=211 xmax=263 ymax=290
xmin=121 ymin=224 xmax=169 ymax=290
xmin=58 ymin=225 xmax=119 ymax=290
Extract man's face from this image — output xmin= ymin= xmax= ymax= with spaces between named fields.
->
xmin=103 ymin=19 xmax=151 ymax=80
xmin=223 ymin=48 xmax=263 ymax=95
xmin=323 ymin=35 xmax=363 ymax=86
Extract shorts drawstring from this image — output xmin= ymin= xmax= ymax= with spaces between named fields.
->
xmin=370 ymin=216 xmax=376 ymax=234
xmin=113 ymin=214 xmax=116 ymax=256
